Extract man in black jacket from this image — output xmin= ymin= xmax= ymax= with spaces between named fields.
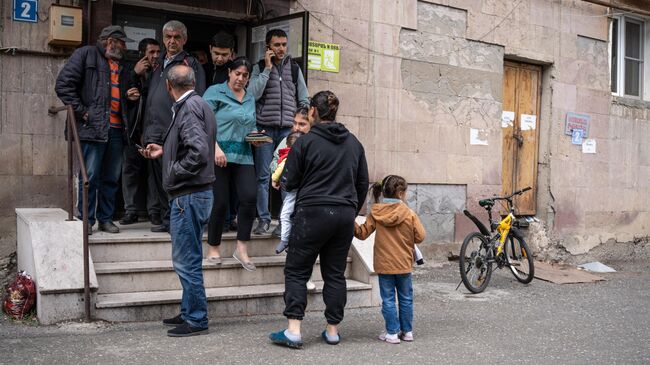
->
xmin=205 ymin=31 xmax=235 ymax=87
xmin=55 ymin=25 xmax=139 ymax=234
xmin=143 ymin=20 xmax=206 ymax=233
xmin=141 ymin=65 xmax=215 ymax=337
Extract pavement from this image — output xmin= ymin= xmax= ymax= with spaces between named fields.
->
xmin=1 ymin=260 xmax=649 ymax=365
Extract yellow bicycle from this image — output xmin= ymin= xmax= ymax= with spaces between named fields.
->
xmin=459 ymin=187 xmax=535 ymax=293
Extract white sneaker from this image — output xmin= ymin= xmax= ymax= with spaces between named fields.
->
xmin=378 ymin=332 xmax=400 ymax=344
xmin=306 ymin=280 xmax=316 ymax=290
xmin=399 ymin=331 xmax=414 ymax=342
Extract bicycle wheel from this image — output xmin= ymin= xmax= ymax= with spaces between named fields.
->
xmin=459 ymin=232 xmax=493 ymax=294
xmin=504 ymin=234 xmax=535 ymax=284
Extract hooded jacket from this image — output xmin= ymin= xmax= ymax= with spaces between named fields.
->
xmin=355 ymin=201 xmax=426 ymax=274
xmin=284 ymin=122 xmax=369 ymax=212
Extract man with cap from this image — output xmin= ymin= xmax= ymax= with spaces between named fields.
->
xmin=56 ymin=25 xmax=141 ymax=234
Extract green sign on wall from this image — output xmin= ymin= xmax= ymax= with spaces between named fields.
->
xmin=308 ymin=41 xmax=340 ymax=73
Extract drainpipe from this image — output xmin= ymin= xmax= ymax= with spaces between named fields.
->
xmin=580 ymin=0 xmax=650 ymax=17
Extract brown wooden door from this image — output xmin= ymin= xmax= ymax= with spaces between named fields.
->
xmin=502 ymin=61 xmax=542 ymax=215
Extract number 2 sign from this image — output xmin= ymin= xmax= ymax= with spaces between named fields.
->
xmin=13 ymin=0 xmax=38 ymax=23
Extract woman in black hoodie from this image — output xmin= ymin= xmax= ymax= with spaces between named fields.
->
xmin=269 ymin=91 xmax=369 ymax=348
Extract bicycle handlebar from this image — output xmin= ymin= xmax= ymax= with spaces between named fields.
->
xmin=490 ymin=186 xmax=533 ymax=202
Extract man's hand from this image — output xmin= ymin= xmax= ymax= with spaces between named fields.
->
xmin=264 ymin=49 xmax=274 ymax=70
xmin=272 ymin=180 xmax=280 ymax=190
xmin=126 ymin=87 xmax=141 ymax=101
xmin=214 ymin=144 xmax=227 ymax=167
xmin=140 ymin=143 xmax=162 ymax=159
xmin=134 ymin=56 xmax=151 ymax=75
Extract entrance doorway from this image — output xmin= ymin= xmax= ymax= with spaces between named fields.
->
xmin=501 ymin=61 xmax=542 ymax=215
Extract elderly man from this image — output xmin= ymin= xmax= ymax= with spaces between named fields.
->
xmin=141 ymin=65 xmax=215 ymax=337
xmin=55 ymin=25 xmax=139 ymax=234
xmin=143 ymin=20 xmax=206 ymax=233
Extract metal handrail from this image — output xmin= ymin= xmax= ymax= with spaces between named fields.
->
xmin=49 ymin=105 xmax=91 ymax=322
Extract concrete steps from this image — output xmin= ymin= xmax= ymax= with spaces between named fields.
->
xmin=95 ymin=280 xmax=373 ymax=322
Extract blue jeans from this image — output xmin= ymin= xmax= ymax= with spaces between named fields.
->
xmin=169 ymin=189 xmax=213 ymax=329
xmin=78 ymin=127 xmax=124 ymax=226
xmin=254 ymin=125 xmax=291 ymax=222
xmin=378 ymin=273 xmax=413 ymax=335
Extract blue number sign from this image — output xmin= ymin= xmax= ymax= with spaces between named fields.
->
xmin=13 ymin=0 xmax=38 ymax=23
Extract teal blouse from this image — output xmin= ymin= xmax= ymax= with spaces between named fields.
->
xmin=203 ymin=82 xmax=257 ymax=165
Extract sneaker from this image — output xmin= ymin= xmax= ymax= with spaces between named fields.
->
xmin=151 ymin=225 xmax=169 ymax=233
xmin=399 ymin=331 xmax=414 ymax=342
xmin=378 ymin=332 xmax=400 ymax=344
xmin=167 ymin=322 xmax=209 ymax=337
xmin=306 ymin=281 xmax=316 ymax=290
xmin=149 ymin=213 xmax=162 ymax=226
xmin=271 ymin=223 xmax=282 ymax=238
xmin=253 ymin=219 xmax=270 ymax=235
xmin=269 ymin=329 xmax=303 ymax=349
xmin=119 ymin=213 xmax=138 ymax=225
xmin=98 ymin=221 xmax=120 ymax=234
xmin=162 ymin=314 xmax=184 ymax=327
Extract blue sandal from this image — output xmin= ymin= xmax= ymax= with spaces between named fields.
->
xmin=269 ymin=330 xmax=303 ymax=349
xmin=321 ymin=330 xmax=340 ymax=345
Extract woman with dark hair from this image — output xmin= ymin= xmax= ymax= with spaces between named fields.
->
xmin=269 ymin=90 xmax=369 ymax=348
xmin=202 ymin=56 xmax=261 ymax=271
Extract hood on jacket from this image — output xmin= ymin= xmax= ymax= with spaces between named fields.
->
xmin=370 ymin=202 xmax=411 ymax=227
xmin=311 ymin=122 xmax=349 ymax=144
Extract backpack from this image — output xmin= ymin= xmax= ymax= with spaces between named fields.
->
xmin=257 ymin=58 xmax=300 ymax=93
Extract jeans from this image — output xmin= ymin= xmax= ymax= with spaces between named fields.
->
xmin=279 ymin=190 xmax=296 ymax=244
xmin=378 ymin=273 xmax=413 ymax=335
xmin=254 ymin=126 xmax=291 ymax=222
xmin=169 ymin=189 xmax=213 ymax=329
xmin=78 ymin=127 xmax=124 ymax=226
xmin=283 ymin=205 xmax=355 ymax=324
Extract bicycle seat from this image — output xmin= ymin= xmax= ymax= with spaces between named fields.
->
xmin=479 ymin=199 xmax=494 ymax=208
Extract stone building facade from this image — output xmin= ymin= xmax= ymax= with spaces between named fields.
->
xmin=1 ymin=0 xmax=649 ymax=286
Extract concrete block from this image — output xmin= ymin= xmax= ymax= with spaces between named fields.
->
xmin=319 ymin=48 xmax=368 ymax=85
xmin=373 ymin=118 xmax=398 ymax=151
xmin=417 ymin=1 xmax=467 ymax=37
xmin=295 ymin=0 xmax=332 ymax=15
xmin=414 ymin=183 xmax=466 ymax=214
xmin=402 ymin=0 xmax=418 ymax=30
xmin=22 ymin=57 xmax=49 ymax=94
xmin=438 ymin=125 xmax=469 ymax=155
xmin=530 ymin=0 xmax=560 ymax=29
xmin=370 ymin=54 xmax=401 ymax=89
xmin=399 ymin=91 xmax=434 ymax=124
xmin=332 ymin=16 xmax=369 ymax=50
xmin=329 ymin=82 xmax=369 ymax=117
xmin=331 ymin=0 xmax=370 ymax=21
xmin=305 ymin=12 xmax=333 ymax=43
xmin=413 ymin=122 xmax=440 ymax=153
xmin=357 ymin=116 xmax=376 ymax=148
xmin=552 ymin=82 xmax=577 ymax=110
xmin=372 ymin=23 xmax=401 ymax=56
xmin=446 ymin=154 xmax=482 ymax=184
xmin=32 ymin=134 xmax=67 ymax=176
xmin=396 ymin=151 xmax=447 ymax=183
xmin=2 ymin=92 xmax=25 ymax=134
xmin=25 ymin=93 xmax=62 ymax=136
xmin=0 ymin=134 xmax=33 ymax=175
xmin=1 ymin=55 xmax=23 ymax=92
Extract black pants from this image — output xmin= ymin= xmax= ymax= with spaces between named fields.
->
xmin=283 ymin=205 xmax=355 ymax=324
xmin=207 ymin=163 xmax=256 ymax=245
xmin=150 ymin=157 xmax=170 ymax=227
xmin=122 ymin=145 xmax=159 ymax=216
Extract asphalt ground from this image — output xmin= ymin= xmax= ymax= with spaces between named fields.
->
xmin=1 ymin=260 xmax=649 ymax=365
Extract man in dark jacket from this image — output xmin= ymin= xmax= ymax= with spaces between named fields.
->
xmin=141 ymin=65 xmax=215 ymax=337
xmin=55 ymin=25 xmax=139 ymax=234
xmin=205 ymin=31 xmax=235 ymax=87
xmin=143 ymin=20 xmax=206 ymax=233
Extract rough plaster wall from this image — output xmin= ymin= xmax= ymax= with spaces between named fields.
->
xmin=0 ymin=0 xmax=69 ymax=286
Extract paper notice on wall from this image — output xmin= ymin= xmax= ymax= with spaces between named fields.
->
xmin=582 ymin=139 xmax=597 ymax=154
xmin=470 ymin=128 xmax=488 ymax=145
xmin=124 ymin=26 xmax=156 ymax=51
xmin=501 ymin=111 xmax=515 ymax=128
xmin=521 ymin=114 xmax=537 ymax=131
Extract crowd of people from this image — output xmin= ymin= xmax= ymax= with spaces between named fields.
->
xmin=55 ymin=22 xmax=425 ymax=346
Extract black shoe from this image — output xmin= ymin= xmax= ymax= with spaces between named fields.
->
xmin=119 ymin=213 xmax=138 ymax=225
xmin=162 ymin=314 xmax=184 ymax=327
xmin=149 ymin=213 xmax=162 ymax=226
xmin=98 ymin=221 xmax=120 ymax=234
xmin=151 ymin=225 xmax=169 ymax=233
xmin=271 ymin=223 xmax=282 ymax=238
xmin=253 ymin=219 xmax=270 ymax=235
xmin=167 ymin=322 xmax=209 ymax=337
xmin=229 ymin=222 xmax=238 ymax=231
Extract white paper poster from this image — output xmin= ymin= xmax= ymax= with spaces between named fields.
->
xmin=521 ymin=114 xmax=537 ymax=131
xmin=501 ymin=111 xmax=515 ymax=128
xmin=582 ymin=139 xmax=597 ymax=154
xmin=469 ymin=128 xmax=488 ymax=145
xmin=124 ymin=26 xmax=156 ymax=51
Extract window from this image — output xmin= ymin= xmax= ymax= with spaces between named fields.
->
xmin=610 ymin=15 xmax=647 ymax=99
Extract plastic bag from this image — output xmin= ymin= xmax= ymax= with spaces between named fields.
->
xmin=3 ymin=271 xmax=36 ymax=319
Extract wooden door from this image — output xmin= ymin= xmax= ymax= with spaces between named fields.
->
xmin=502 ymin=61 xmax=542 ymax=215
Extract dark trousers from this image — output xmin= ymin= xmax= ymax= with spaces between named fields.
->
xmin=150 ymin=157 xmax=170 ymax=228
xmin=122 ymin=145 xmax=160 ymax=216
xmin=283 ymin=205 xmax=356 ymax=324
xmin=207 ymin=163 xmax=256 ymax=245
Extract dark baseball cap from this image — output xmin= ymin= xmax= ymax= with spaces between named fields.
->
xmin=99 ymin=25 xmax=134 ymax=42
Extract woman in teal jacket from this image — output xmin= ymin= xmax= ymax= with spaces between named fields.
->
xmin=203 ymin=57 xmax=260 ymax=271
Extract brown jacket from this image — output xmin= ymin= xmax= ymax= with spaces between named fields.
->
xmin=354 ymin=202 xmax=426 ymax=274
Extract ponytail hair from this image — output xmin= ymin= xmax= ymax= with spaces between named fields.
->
xmin=371 ymin=175 xmax=408 ymax=202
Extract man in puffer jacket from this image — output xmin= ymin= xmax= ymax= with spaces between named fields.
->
xmin=55 ymin=25 xmax=139 ymax=234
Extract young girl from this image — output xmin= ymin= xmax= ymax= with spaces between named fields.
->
xmin=354 ymin=175 xmax=426 ymax=344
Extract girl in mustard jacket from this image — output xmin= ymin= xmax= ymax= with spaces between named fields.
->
xmin=354 ymin=175 xmax=426 ymax=344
